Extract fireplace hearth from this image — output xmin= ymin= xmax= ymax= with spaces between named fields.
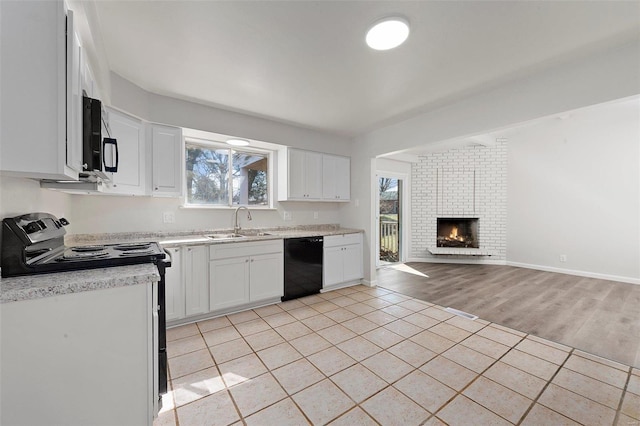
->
xmin=437 ymin=218 xmax=479 ymax=248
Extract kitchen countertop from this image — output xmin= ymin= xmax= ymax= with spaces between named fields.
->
xmin=66 ymin=224 xmax=364 ymax=247
xmin=0 ymin=264 xmax=160 ymax=304
xmin=1 ymin=225 xmax=362 ymax=304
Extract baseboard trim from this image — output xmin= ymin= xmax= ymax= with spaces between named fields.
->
xmin=362 ymin=279 xmax=377 ymax=288
xmin=406 ymin=257 xmax=507 ymax=266
xmin=404 ymin=257 xmax=639 ymax=285
xmin=506 ymin=261 xmax=640 ymax=285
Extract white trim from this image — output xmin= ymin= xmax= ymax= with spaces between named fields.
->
xmin=407 ymin=257 xmax=507 ymax=266
xmin=403 ymin=257 xmax=640 ymax=285
xmin=374 ymin=169 xmax=411 ymax=266
xmin=362 ymin=279 xmax=378 ymax=288
xmin=506 ymin=261 xmax=640 ymax=285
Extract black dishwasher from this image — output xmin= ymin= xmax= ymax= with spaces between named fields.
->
xmin=283 ymin=237 xmax=323 ymax=301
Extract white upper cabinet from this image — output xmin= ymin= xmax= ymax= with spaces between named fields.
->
xmin=278 ymin=148 xmax=349 ymax=202
xmin=322 ymin=154 xmax=350 ymax=201
xmin=151 ymin=125 xmax=183 ymax=197
xmin=0 ymin=0 xmax=83 ymax=180
xmin=103 ymin=108 xmax=146 ymax=195
xmin=280 ymin=148 xmax=323 ymax=200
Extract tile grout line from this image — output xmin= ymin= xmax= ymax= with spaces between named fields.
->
xmin=514 ymin=348 xmax=575 ymax=426
xmin=162 ymin=285 xmax=637 ymax=426
xmin=613 ymin=365 xmax=633 ymax=426
xmin=424 ymin=321 xmax=529 ymax=425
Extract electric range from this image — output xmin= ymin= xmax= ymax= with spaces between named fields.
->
xmin=1 ymin=212 xmax=170 ymax=399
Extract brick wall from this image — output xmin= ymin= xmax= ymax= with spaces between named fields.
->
xmin=410 ymin=141 xmax=507 ymax=262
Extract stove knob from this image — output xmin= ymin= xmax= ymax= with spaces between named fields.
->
xmin=59 ymin=218 xmax=70 ymax=226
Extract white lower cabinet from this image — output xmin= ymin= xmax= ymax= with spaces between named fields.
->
xmin=1 ymin=281 xmax=156 ymax=425
xmin=249 ymin=252 xmax=285 ymax=301
xmin=323 ymin=233 xmax=363 ymax=288
xmin=209 ymin=257 xmax=250 ymax=311
xmin=164 ymin=247 xmax=184 ymax=321
xmin=164 ymin=245 xmax=208 ymax=322
xmin=184 ymin=245 xmax=209 ymax=317
xmin=210 ymin=241 xmax=283 ymax=312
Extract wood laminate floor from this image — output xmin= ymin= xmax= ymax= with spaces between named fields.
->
xmin=377 ymin=263 xmax=640 ymax=367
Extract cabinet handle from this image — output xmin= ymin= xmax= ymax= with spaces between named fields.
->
xmin=245 ymin=259 xmax=249 ymax=263
xmin=251 ymin=259 xmax=254 ymax=262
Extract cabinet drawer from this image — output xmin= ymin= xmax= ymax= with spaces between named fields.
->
xmin=324 ymin=233 xmax=362 ymax=248
xmin=210 ymin=240 xmax=283 ymax=260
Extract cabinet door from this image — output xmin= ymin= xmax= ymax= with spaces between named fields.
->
xmin=66 ymin=27 xmax=83 ymax=174
xmin=164 ymin=247 xmax=185 ymax=322
xmin=342 ymin=244 xmax=363 ymax=282
xmin=249 ymin=253 xmax=283 ymax=301
xmin=287 ymin=149 xmax=306 ymax=199
xmin=305 ymin=151 xmax=323 ymax=199
xmin=0 ymin=1 xmax=78 ymax=179
xmin=323 ymin=246 xmax=344 ymax=287
xmin=334 ymin=155 xmax=350 ymax=200
xmin=322 ymin=154 xmax=350 ymax=201
xmin=210 ymin=257 xmax=250 ymax=311
xmin=105 ymin=109 xmax=146 ymax=195
xmin=322 ymin=155 xmax=338 ymax=200
xmin=184 ymin=245 xmax=209 ymax=316
xmin=152 ymin=125 xmax=183 ymax=197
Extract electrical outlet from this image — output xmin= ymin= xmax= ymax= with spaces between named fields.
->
xmin=163 ymin=212 xmax=175 ymax=224
xmin=313 ymin=212 xmax=318 ymax=219
xmin=559 ymin=254 xmax=567 ymax=262
xmin=283 ymin=211 xmax=291 ymax=221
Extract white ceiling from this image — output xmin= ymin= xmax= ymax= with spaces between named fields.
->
xmin=90 ymin=1 xmax=639 ymax=137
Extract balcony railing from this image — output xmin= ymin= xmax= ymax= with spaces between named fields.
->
xmin=380 ymin=221 xmax=399 ymax=262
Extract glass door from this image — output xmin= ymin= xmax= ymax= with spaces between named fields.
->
xmin=378 ymin=177 xmax=401 ymax=264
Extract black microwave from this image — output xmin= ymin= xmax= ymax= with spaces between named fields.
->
xmin=82 ymin=95 xmax=118 ymax=173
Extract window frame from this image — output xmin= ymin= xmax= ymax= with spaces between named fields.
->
xmin=182 ymin=137 xmax=274 ymax=209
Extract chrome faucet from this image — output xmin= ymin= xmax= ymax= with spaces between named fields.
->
xmin=233 ymin=206 xmax=252 ymax=233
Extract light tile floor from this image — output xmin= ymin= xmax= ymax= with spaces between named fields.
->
xmin=155 ymin=285 xmax=640 ymax=426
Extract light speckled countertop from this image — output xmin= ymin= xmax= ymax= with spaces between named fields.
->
xmin=0 ymin=264 xmax=159 ymax=304
xmin=1 ymin=225 xmax=362 ymax=304
xmin=66 ymin=224 xmax=364 ymax=247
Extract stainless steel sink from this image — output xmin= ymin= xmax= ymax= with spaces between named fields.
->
xmin=205 ymin=233 xmax=247 ymax=240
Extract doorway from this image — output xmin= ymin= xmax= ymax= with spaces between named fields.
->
xmin=378 ymin=176 xmax=402 ymax=264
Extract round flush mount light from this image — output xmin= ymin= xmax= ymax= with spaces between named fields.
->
xmin=226 ymin=138 xmax=250 ymax=147
xmin=366 ymin=16 xmax=410 ymax=51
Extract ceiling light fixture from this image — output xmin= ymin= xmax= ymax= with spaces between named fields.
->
xmin=366 ymin=16 xmax=410 ymax=51
xmin=226 ymin=138 xmax=250 ymax=147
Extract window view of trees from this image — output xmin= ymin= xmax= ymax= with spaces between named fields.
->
xmin=185 ymin=142 xmax=268 ymax=206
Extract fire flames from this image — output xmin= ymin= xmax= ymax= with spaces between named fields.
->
xmin=449 ymin=226 xmax=464 ymax=242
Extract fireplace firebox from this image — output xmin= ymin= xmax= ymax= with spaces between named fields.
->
xmin=437 ymin=218 xmax=479 ymax=248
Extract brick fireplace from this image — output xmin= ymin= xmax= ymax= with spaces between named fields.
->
xmin=410 ymin=140 xmax=507 ymax=262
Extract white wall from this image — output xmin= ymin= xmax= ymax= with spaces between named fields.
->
xmin=0 ymin=176 xmax=71 ymax=225
xmin=66 ymin=195 xmax=342 ymax=234
xmin=110 ymin=73 xmax=351 ymax=157
xmin=506 ymin=99 xmax=640 ymax=283
xmin=342 ymin=39 xmax=640 ymax=284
